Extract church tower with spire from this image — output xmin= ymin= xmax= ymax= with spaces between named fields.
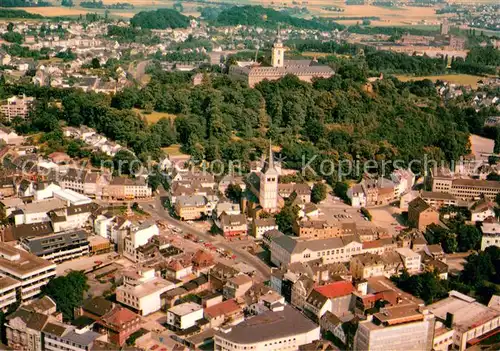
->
xmin=259 ymin=141 xmax=279 ymax=212
xmin=271 ymin=27 xmax=285 ymax=68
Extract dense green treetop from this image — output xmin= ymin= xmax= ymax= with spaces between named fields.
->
xmin=130 ymin=8 xmax=190 ymax=29
xmin=0 ymin=9 xmax=44 ymax=19
xmin=213 ymin=5 xmax=342 ymax=30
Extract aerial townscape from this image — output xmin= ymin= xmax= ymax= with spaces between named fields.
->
xmin=0 ymin=0 xmax=499 ymax=350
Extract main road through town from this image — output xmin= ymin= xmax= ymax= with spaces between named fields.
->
xmin=149 ymin=192 xmax=272 ymax=281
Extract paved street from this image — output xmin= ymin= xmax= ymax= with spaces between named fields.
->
xmin=149 ymin=193 xmax=271 ymax=280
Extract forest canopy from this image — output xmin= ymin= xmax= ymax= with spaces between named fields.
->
xmin=130 ymin=8 xmax=190 ymax=29
xmin=213 ymin=5 xmax=343 ymax=30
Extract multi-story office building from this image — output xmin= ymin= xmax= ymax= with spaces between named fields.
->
xmin=354 ymin=305 xmax=435 ymax=351
xmin=20 ymin=229 xmax=90 ymax=263
xmin=0 ymin=243 xmax=56 ymax=302
xmin=432 ymin=174 xmax=500 ymax=201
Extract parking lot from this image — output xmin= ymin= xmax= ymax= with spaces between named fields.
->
xmin=315 ymin=194 xmax=406 ymax=237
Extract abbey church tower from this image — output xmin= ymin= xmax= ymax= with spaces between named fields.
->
xmin=271 ymin=28 xmax=285 ymax=68
xmin=259 ymin=141 xmax=279 ymax=212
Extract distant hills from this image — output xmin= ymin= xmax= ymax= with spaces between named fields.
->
xmin=131 ymin=5 xmax=343 ymax=31
xmin=213 ymin=5 xmax=341 ymax=30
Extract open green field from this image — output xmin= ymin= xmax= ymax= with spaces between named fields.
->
xmin=162 ymin=144 xmax=186 ymax=156
xmin=395 ymin=74 xmax=489 ymax=89
xmin=133 ymin=108 xmax=176 ymax=124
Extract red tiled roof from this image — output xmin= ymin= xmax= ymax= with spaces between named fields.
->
xmin=192 ymin=249 xmax=214 ymax=266
xmin=204 ymin=299 xmax=241 ymax=319
xmin=362 ymin=240 xmax=383 ymax=249
xmin=99 ymin=306 xmax=139 ymax=329
xmin=314 ymin=281 xmax=354 ymax=299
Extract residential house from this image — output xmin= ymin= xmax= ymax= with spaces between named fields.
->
xmin=481 ymin=218 xmax=500 ymax=251
xmin=0 ymin=127 xmax=24 ymax=145
xmin=252 ymin=218 xmax=278 ymax=240
xmin=223 ymin=274 xmax=253 ymax=299
xmin=166 ymin=302 xmax=204 ymax=331
xmin=408 ymin=197 xmax=440 ymax=231
xmin=203 ymin=299 xmax=243 ymax=328
xmin=219 ymin=213 xmax=248 ymax=239
xmin=303 ymin=280 xmax=354 ymax=322
xmin=95 ymin=306 xmax=141 ymax=346
xmin=395 ymin=247 xmax=422 ymax=273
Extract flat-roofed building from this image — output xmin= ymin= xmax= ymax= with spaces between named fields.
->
xmin=450 ymin=179 xmax=500 ymax=201
xmin=427 ymin=291 xmax=500 ymax=350
xmin=116 ymin=266 xmax=175 ymax=316
xmin=395 ymin=247 xmax=421 ymax=273
xmin=0 ymin=275 xmax=21 ymax=311
xmin=0 ymin=243 xmax=56 ymax=302
xmin=14 ymin=198 xmax=66 ymax=225
xmin=166 ymin=302 xmax=203 ymax=331
xmin=354 ymin=305 xmax=435 ymax=351
xmin=1 ymin=95 xmax=34 ymax=121
xmin=20 ymin=229 xmax=89 ymax=263
xmin=214 ymin=305 xmax=320 ymax=351
xmin=431 ymin=173 xmax=500 ymax=201
xmin=421 ymin=191 xmax=458 ymax=209
xmin=123 ymin=221 xmax=159 ymax=262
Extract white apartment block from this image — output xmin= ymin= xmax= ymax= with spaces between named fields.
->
xmin=1 ymin=95 xmax=34 ymax=121
xmin=123 ymin=222 xmax=159 ymax=262
xmin=13 ymin=198 xmax=66 ymax=225
xmin=481 ymin=220 xmax=500 ymax=251
xmin=116 ymin=267 xmax=174 ymax=316
xmin=252 ymin=218 xmax=278 ymax=240
xmin=395 ymin=247 xmax=421 ymax=273
xmin=0 ymin=276 xmax=21 ymax=311
xmin=166 ymin=302 xmax=204 ymax=331
xmin=0 ymin=243 xmax=56 ymax=302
